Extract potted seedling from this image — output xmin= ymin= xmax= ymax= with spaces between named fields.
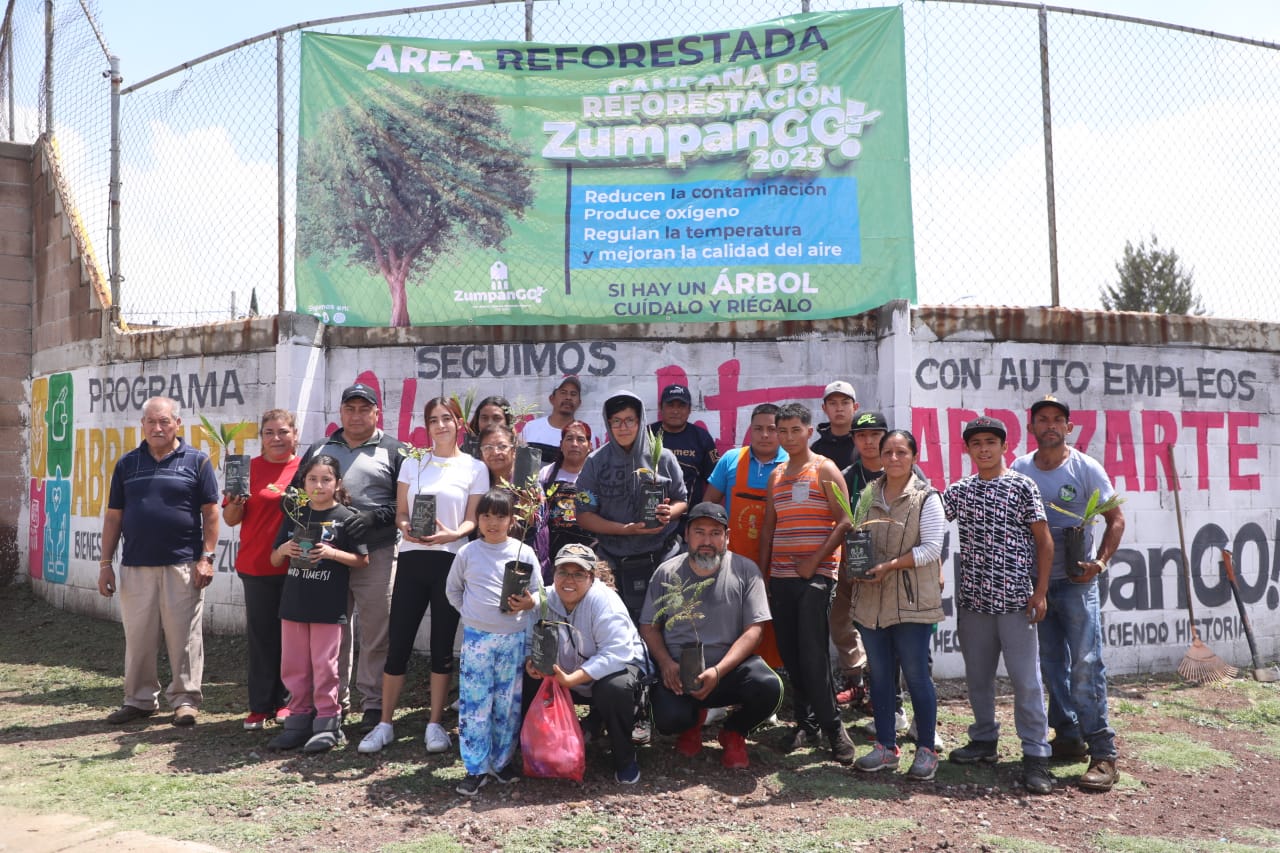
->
xmin=497 ymin=470 xmax=544 ymax=612
xmin=199 ymin=414 xmax=251 ymax=497
xmin=451 ymin=388 xmax=481 ymax=459
xmin=398 ymin=444 xmax=438 ymax=539
xmin=635 ymin=429 xmax=666 ymax=528
xmin=508 ymin=396 xmax=544 ymax=484
xmin=269 ymin=484 xmax=317 ymax=571
xmin=529 ymin=593 xmax=561 ymax=675
xmin=1050 ymin=489 xmax=1126 ymax=577
xmin=652 ymin=573 xmax=716 ymax=693
xmin=827 ymin=481 xmax=880 ymax=580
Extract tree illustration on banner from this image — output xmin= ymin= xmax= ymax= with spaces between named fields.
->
xmin=297 ymin=87 xmax=535 ymax=327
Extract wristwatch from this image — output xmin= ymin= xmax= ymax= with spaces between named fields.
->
xmin=201 ymin=551 xmax=217 ymax=562
xmin=1096 ymin=557 xmax=1109 ymax=573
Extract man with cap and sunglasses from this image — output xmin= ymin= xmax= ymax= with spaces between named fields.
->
xmin=295 ymin=382 xmax=406 ymax=732
xmin=639 ymin=502 xmax=783 ymax=770
xmin=1012 ymin=395 xmax=1126 ymax=792
xmin=522 ymin=376 xmax=583 ymax=466
xmin=649 ymin=383 xmax=719 ymax=509
xmin=942 ymin=415 xmax=1055 ymax=795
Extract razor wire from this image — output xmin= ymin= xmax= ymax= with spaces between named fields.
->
xmin=3 ymin=0 xmax=1278 ymax=327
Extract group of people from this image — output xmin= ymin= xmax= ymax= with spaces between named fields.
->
xmin=96 ymin=375 xmax=1125 ymax=796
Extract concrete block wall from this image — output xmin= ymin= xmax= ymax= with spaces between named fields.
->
xmin=0 ymin=142 xmax=33 ymax=583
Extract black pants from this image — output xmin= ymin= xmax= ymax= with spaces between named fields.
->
xmin=522 ymin=664 xmax=644 ymax=772
xmin=771 ymin=575 xmax=839 ymax=734
xmin=651 ymin=655 xmax=783 ymax=736
xmin=239 ymin=572 xmax=289 ymax=714
xmin=601 ymin=540 xmax=682 ymax=625
xmin=386 ymin=549 xmax=459 ymax=676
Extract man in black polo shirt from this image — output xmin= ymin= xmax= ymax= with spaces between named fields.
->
xmin=98 ymin=397 xmax=220 ymax=726
xmin=297 ymin=383 xmax=406 ymax=731
xmin=649 ymin=383 xmax=719 ymax=509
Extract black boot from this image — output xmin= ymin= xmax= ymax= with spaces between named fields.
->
xmin=303 ymin=715 xmax=346 ymax=753
xmin=268 ymin=711 xmax=314 ymax=751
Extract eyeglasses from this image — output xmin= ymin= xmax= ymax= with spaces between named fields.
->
xmin=609 ymin=417 xmax=639 ymax=429
xmin=554 ymin=569 xmax=592 ymax=581
xmin=481 ymin=443 xmax=513 ymax=454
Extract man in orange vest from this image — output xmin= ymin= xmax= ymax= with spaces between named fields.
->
xmin=703 ymin=403 xmax=787 ymax=667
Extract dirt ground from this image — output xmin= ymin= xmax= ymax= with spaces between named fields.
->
xmin=1 ymin=583 xmax=1279 ymax=852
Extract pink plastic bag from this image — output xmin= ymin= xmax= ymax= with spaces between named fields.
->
xmin=521 ymin=677 xmax=586 ymax=782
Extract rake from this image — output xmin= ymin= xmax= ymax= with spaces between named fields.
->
xmin=1168 ymin=445 xmax=1236 ymax=684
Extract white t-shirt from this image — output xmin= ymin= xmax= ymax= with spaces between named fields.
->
xmin=520 ymin=416 xmax=563 ymax=449
xmin=397 ymin=452 xmax=489 ymax=554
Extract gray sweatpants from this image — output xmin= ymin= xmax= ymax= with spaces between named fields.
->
xmin=956 ymin=607 xmax=1051 ymax=758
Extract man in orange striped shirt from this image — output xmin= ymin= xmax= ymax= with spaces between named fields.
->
xmin=759 ymin=403 xmax=857 ymax=764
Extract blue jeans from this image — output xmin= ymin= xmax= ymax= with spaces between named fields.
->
xmin=1038 ymin=579 xmax=1116 ymax=759
xmin=857 ymin=621 xmax=936 ymax=750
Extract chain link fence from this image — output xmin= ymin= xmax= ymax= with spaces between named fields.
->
xmin=3 ymin=0 xmax=1277 ymax=326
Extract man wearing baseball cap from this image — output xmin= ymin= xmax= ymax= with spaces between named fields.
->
xmin=811 ymin=380 xmax=860 ymax=469
xmin=639 ymin=502 xmax=783 ymax=770
xmin=1011 ymin=395 xmax=1125 ymax=792
xmin=649 ymin=383 xmax=719 ymax=509
xmin=295 ymin=382 xmax=406 ymax=732
xmin=942 ymin=415 xmax=1055 ymax=795
xmin=521 ymin=376 xmax=583 ymax=466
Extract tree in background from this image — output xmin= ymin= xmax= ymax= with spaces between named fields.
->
xmin=1099 ymin=235 xmax=1206 ymax=315
xmin=298 ymin=88 xmax=535 ymax=327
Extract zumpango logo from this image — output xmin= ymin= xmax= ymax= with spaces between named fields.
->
xmin=452 ymin=261 xmax=547 ymax=311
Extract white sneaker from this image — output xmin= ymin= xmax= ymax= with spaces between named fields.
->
xmin=862 ymin=710 xmax=910 ymax=738
xmin=906 ymin=717 xmax=946 ymax=752
xmin=704 ymin=707 xmax=729 ymax=726
xmin=631 ymin=720 xmax=651 ymax=745
xmin=358 ymin=722 xmax=394 ymax=754
xmin=449 ymin=699 xmax=460 ymax=712
xmin=425 ymin=722 xmax=452 ymax=753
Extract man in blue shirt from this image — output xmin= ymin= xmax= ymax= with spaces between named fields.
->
xmin=1011 ymin=395 xmax=1126 ymax=792
xmin=98 ymin=397 xmax=220 ymax=726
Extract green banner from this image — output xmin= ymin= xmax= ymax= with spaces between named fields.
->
xmin=296 ymin=9 xmax=913 ymax=327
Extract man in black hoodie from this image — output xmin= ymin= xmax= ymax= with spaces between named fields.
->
xmin=810 ymin=380 xmax=860 ymax=470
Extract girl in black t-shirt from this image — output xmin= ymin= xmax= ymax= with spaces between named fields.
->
xmin=267 ymin=455 xmax=369 ymax=753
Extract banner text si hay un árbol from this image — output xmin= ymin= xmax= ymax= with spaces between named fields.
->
xmin=296 ymin=9 xmax=914 ymax=327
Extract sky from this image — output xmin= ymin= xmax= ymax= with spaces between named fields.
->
xmin=80 ymin=0 xmax=1280 ymax=323
xmin=100 ymin=1 xmax=1279 ymax=89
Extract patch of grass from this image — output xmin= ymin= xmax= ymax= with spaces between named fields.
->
xmin=1233 ymin=827 xmax=1280 ymax=846
xmin=827 ymin=816 xmax=915 ymax=842
xmin=1123 ymin=732 xmax=1235 ymax=774
xmin=1093 ymin=832 xmax=1274 ymax=852
xmin=382 ymin=836 xmax=467 ymax=853
xmin=979 ymin=834 xmax=1062 ymax=853
xmin=501 ymin=810 xmax=627 ymax=852
xmin=1111 ymin=698 xmax=1143 ymax=716
xmin=1223 ymin=696 xmax=1280 ymax=729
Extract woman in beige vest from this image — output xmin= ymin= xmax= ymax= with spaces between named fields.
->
xmin=848 ymin=429 xmax=945 ymax=781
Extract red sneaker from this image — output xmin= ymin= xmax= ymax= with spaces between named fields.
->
xmin=675 ymin=709 xmax=708 ymax=757
xmin=719 ymin=729 xmax=749 ymax=769
xmin=274 ymin=707 xmax=292 ymax=723
xmin=243 ymin=712 xmax=270 ymax=731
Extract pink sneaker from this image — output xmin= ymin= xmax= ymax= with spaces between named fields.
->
xmin=274 ymin=707 xmax=292 ymax=723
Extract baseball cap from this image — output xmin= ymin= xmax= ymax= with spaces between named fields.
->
xmin=962 ymin=415 xmax=1007 ymax=443
xmin=554 ymin=542 xmax=598 ymax=571
xmin=1030 ymin=395 xmax=1070 ymax=420
xmin=554 ymin=375 xmax=582 ymax=392
xmin=823 ymin=380 xmax=857 ymax=401
xmin=686 ymin=501 xmax=729 ymax=527
xmin=341 ymin=383 xmax=379 ymax=406
xmin=660 ymin=383 xmax=692 ymax=405
xmin=852 ymin=411 xmax=888 ymax=432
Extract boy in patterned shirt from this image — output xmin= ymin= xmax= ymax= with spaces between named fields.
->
xmin=941 ymin=416 xmax=1055 ymax=795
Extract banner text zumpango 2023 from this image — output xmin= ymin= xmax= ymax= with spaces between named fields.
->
xmin=296 ymin=9 xmax=914 ymax=327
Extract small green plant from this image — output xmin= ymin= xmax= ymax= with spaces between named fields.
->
xmin=651 ymin=573 xmax=715 ymax=643
xmin=827 ymin=480 xmax=877 ymax=527
xmin=449 ymin=388 xmax=478 ymax=433
xmin=635 ymin=428 xmax=664 ymax=482
xmin=267 ymin=483 xmax=310 ymax=527
xmin=1050 ymin=488 xmax=1125 ymax=525
xmin=197 ymin=414 xmax=249 ymax=462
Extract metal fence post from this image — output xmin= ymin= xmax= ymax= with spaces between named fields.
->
xmin=108 ymin=53 xmax=121 ymax=324
xmin=43 ymin=0 xmax=51 ymax=134
xmin=277 ymin=33 xmax=285 ymax=315
xmin=1039 ymin=5 xmax=1060 ymax=307
xmin=524 ymin=0 xmax=533 ymax=41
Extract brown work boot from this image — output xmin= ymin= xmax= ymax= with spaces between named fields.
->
xmin=1079 ymin=757 xmax=1119 ymax=791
